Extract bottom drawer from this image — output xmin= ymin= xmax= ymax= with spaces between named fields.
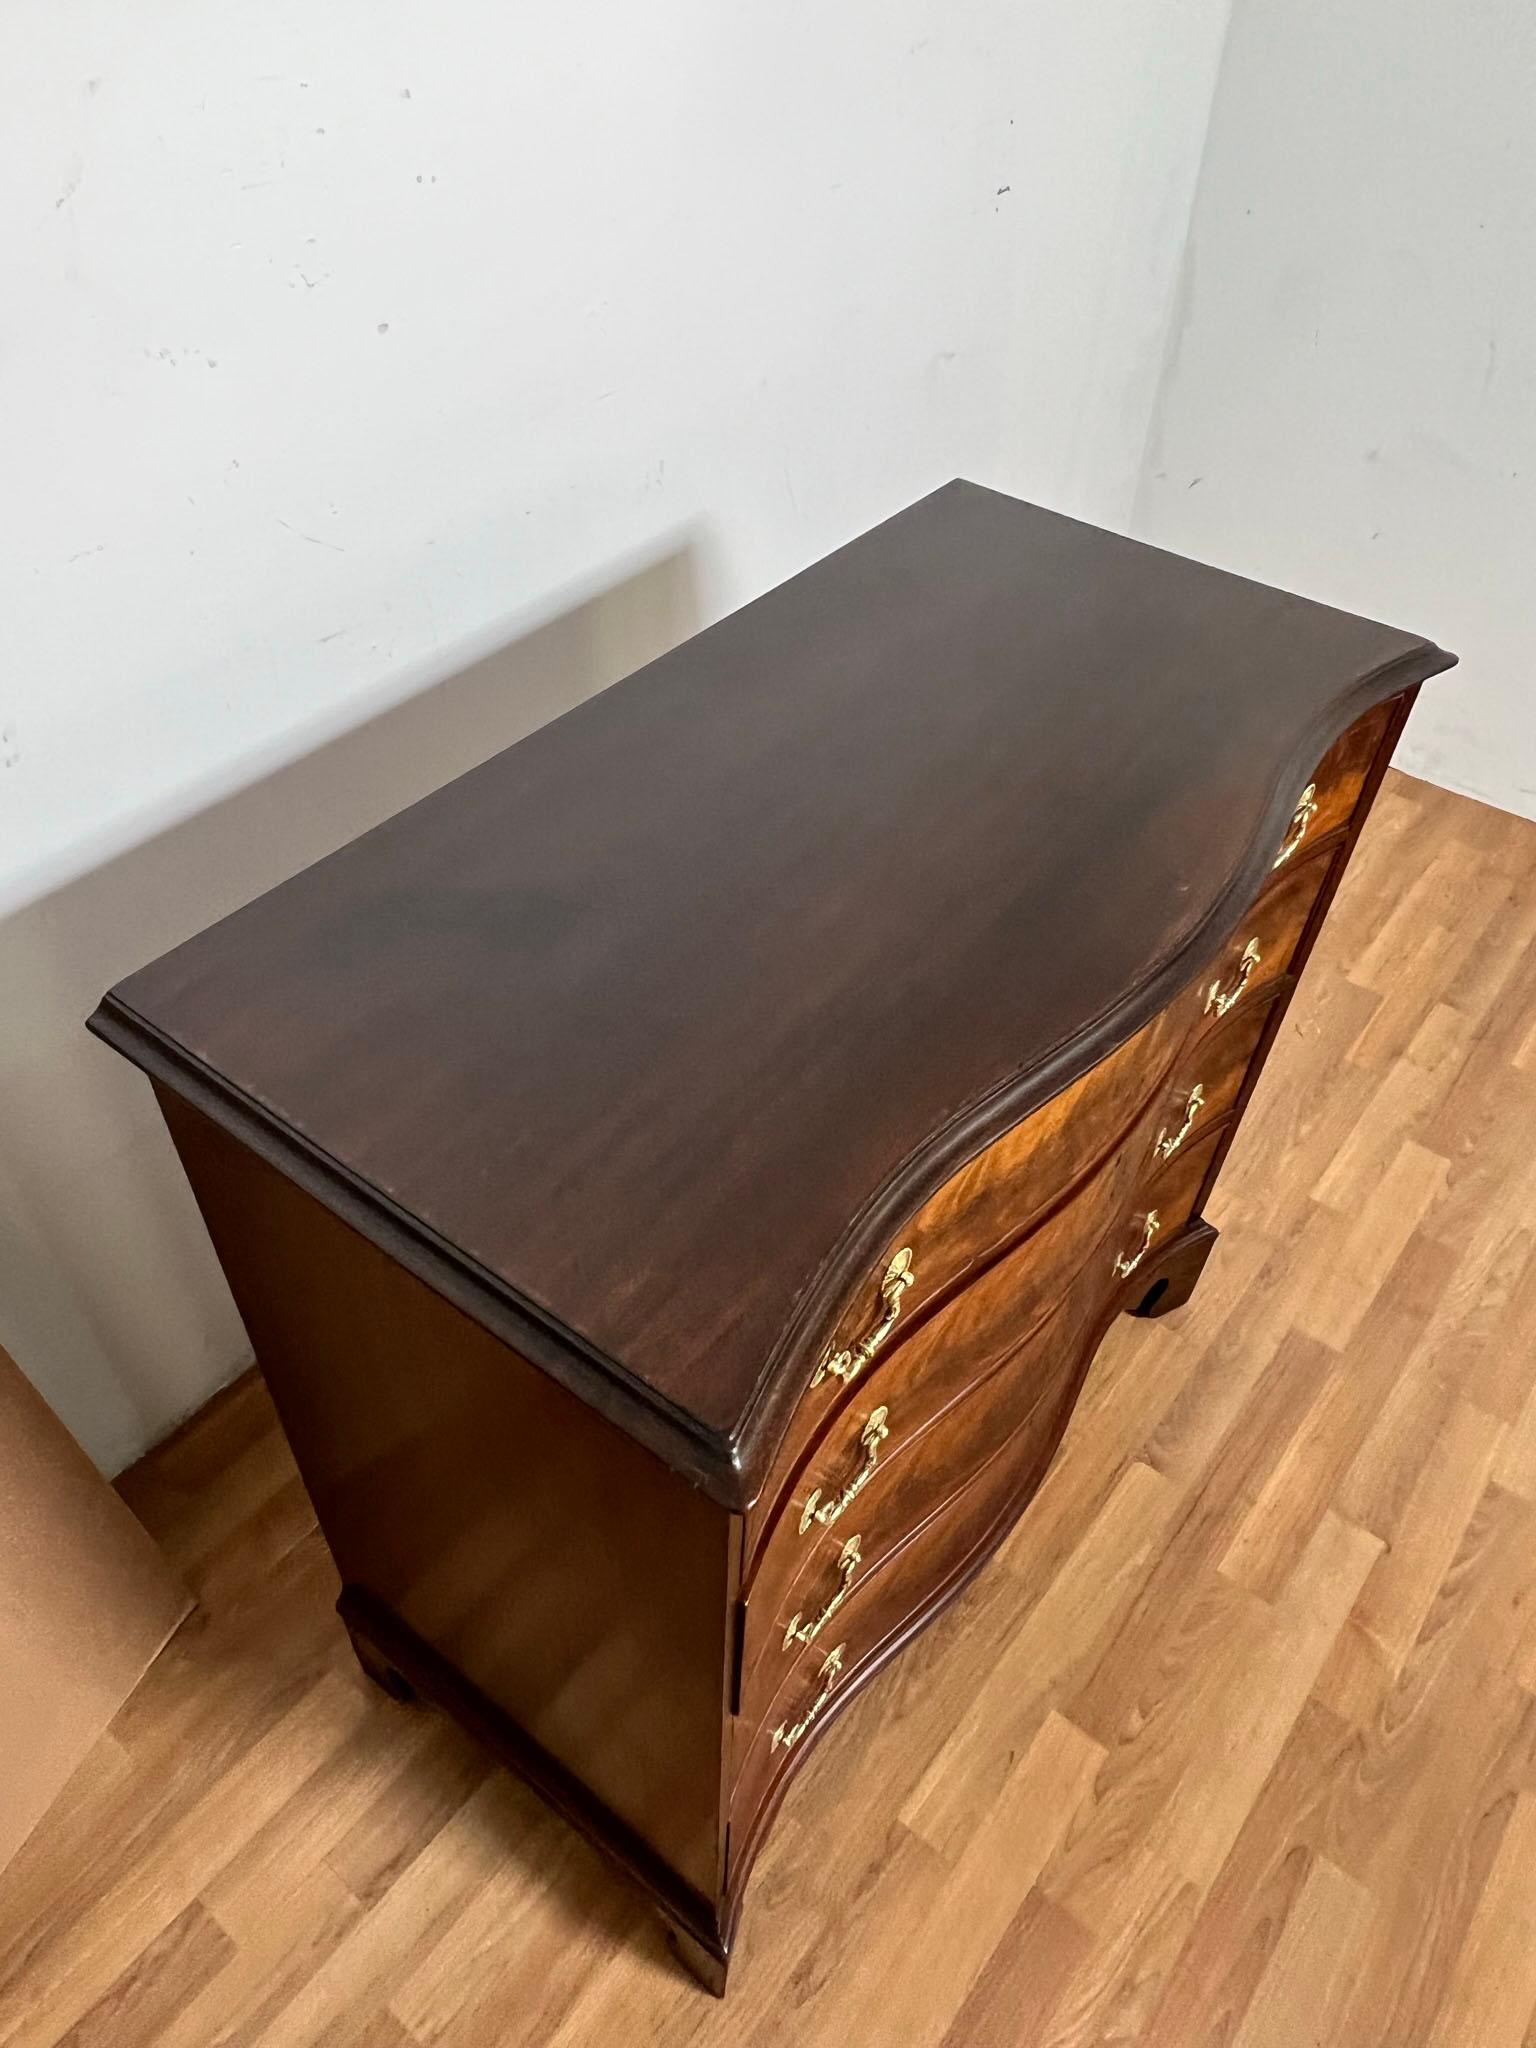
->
xmin=1105 ymin=1115 xmax=1226 ymax=1299
xmin=1150 ymin=995 xmax=1275 ymax=1172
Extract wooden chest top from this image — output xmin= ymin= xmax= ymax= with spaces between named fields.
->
xmin=90 ymin=482 xmax=1451 ymax=1501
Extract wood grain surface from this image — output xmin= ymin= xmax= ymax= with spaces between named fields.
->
xmin=88 ymin=484 xmax=1452 ymax=1503
xmin=12 ymin=767 xmax=1536 ymax=2043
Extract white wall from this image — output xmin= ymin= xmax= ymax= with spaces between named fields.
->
xmin=1136 ymin=0 xmax=1536 ymax=820
xmin=2 ymin=0 xmax=1229 ymax=1471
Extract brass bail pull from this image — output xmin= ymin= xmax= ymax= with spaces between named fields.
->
xmin=783 ymin=1534 xmax=862 ymax=1650
xmin=772 ymin=1644 xmax=846 ymax=1751
xmin=799 ymin=1407 xmax=890 ymax=1533
xmin=1114 ymin=1209 xmax=1161 ymax=1280
xmin=1154 ymin=1083 xmax=1205 ymax=1161
xmin=812 ymin=1249 xmax=916 ymax=1388
xmin=1205 ymin=938 xmax=1261 ymax=1019
xmin=1273 ymin=783 xmax=1319 ymax=868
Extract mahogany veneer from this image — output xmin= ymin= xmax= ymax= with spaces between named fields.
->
xmin=88 ymin=483 xmax=1454 ymax=1992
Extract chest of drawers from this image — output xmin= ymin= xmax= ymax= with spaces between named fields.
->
xmin=90 ymin=483 xmax=1454 ymax=1993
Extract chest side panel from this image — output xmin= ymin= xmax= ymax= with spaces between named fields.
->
xmin=155 ymin=1088 xmax=733 ymax=1905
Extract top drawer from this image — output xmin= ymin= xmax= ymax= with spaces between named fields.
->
xmin=834 ymin=1005 xmax=1196 ymax=1344
xmin=1268 ymin=700 xmax=1393 ymax=870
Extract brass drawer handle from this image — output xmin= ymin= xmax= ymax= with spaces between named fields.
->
xmin=1154 ymin=1083 xmax=1205 ymax=1161
xmin=772 ymin=1643 xmax=845 ymax=1751
xmin=783 ymin=1535 xmax=861 ymax=1650
xmin=1205 ymin=937 xmax=1261 ymax=1019
xmin=1114 ymin=1209 xmax=1160 ymax=1279
xmin=813 ymin=1249 xmax=915 ymax=1387
xmin=799 ymin=1406 xmax=889 ymax=1534
xmin=1273 ymin=782 xmax=1319 ymax=868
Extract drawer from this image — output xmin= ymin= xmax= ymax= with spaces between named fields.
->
xmin=1195 ymin=841 xmax=1332 ymax=1033
xmin=1141 ymin=996 xmax=1275 ymax=1180
xmin=745 ymin=993 xmax=1204 ymax=1556
xmin=736 ymin=1235 xmax=1114 ymax=1730
xmin=742 ymin=1082 xmax=1165 ymax=1624
xmin=1269 ymin=700 xmax=1393 ymax=872
xmin=1105 ymin=1115 xmax=1225 ymax=1302
xmin=730 ymin=1314 xmax=1086 ymax=1828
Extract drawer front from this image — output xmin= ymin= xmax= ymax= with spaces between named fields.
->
xmin=1196 ymin=841 xmax=1332 ymax=1032
xmin=1269 ymin=699 xmax=1393 ymax=872
xmin=1105 ymin=1116 xmax=1224 ymax=1299
xmin=743 ymin=1083 xmax=1165 ymax=1625
xmin=746 ymin=994 xmax=1202 ymax=1556
xmin=1144 ymin=997 xmax=1275 ymax=1178
xmin=860 ymin=998 xmax=1197 ymax=1315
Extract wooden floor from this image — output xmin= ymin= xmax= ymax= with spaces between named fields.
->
xmin=7 ymin=769 xmax=1536 ymax=2048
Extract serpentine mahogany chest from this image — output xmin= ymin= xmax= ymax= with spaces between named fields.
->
xmin=91 ymin=483 xmax=1454 ymax=1992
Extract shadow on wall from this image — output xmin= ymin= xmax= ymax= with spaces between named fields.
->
xmin=0 ymin=542 xmax=704 ymax=1474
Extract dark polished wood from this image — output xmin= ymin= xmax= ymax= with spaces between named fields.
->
xmin=89 ymin=483 xmax=1451 ymax=1507
xmin=89 ymin=485 xmax=1453 ymax=1992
